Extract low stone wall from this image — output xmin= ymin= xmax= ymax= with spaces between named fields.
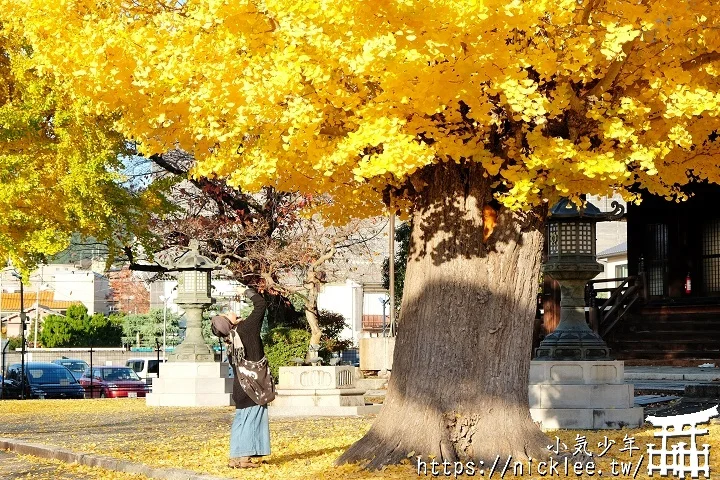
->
xmin=358 ymin=337 xmax=394 ymax=371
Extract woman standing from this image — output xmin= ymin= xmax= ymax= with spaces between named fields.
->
xmin=212 ymin=287 xmax=274 ymax=469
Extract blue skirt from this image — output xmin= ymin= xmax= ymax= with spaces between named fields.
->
xmin=230 ymin=404 xmax=270 ymax=458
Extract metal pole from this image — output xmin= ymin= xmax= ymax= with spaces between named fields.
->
xmin=19 ymin=279 xmax=25 ymax=400
xmin=0 ymin=271 xmax=3 ymax=365
xmin=389 ymin=210 xmax=396 ymax=336
xmin=34 ymin=266 xmax=40 ymax=348
xmin=162 ymin=298 xmax=167 ymax=362
xmin=89 ymin=345 xmax=93 ymax=398
xmin=381 ymin=299 xmax=387 ymax=335
xmin=156 ymin=339 xmax=161 ymax=378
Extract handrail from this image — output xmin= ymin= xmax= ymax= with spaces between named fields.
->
xmin=600 ymin=286 xmax=640 ymax=337
xmin=586 ymin=275 xmax=643 ymax=338
xmin=587 ymin=276 xmax=634 ymax=285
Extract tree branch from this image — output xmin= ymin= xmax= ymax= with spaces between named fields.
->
xmin=149 ymin=151 xmax=263 ymax=216
xmin=682 ymin=52 xmax=720 ymax=71
xmin=586 ymin=39 xmax=639 ymax=98
xmin=575 ymin=0 xmax=604 ymax=24
xmin=123 ymin=246 xmax=168 ymax=272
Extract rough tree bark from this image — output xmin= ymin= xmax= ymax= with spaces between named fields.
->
xmin=305 ymin=273 xmax=323 ymax=362
xmin=337 ymin=162 xmax=549 ymax=469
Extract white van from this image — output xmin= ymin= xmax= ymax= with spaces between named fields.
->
xmin=125 ymin=358 xmax=166 ymax=384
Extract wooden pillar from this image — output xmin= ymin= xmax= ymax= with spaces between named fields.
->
xmin=542 ymin=275 xmax=561 ymax=335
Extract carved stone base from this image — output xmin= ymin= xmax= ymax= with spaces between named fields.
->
xmin=535 ymin=330 xmax=611 ymax=360
xmin=528 ymin=360 xmax=643 ymax=430
xmin=269 ymin=366 xmax=374 ymax=416
xmin=146 ymin=362 xmax=233 ymax=407
xmin=169 ymin=343 xmax=215 ymax=363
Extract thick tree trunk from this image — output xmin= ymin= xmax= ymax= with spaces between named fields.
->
xmin=338 ymin=163 xmax=549 ymax=469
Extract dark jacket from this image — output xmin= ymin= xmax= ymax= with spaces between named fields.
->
xmin=229 ymin=289 xmax=267 ymax=409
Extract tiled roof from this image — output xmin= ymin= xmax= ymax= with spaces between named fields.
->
xmin=0 ymin=291 xmax=81 ymax=311
xmin=597 ymin=241 xmax=628 ymax=258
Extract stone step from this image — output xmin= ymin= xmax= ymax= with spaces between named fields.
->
xmin=611 ymin=343 xmax=720 ymax=353
xmin=530 ymin=407 xmax=644 ymax=430
xmin=684 ymin=383 xmax=720 ymax=398
xmin=355 ymin=378 xmax=388 ymax=390
xmin=363 ymin=390 xmax=386 ymax=404
xmin=529 ymin=383 xmax=634 ymax=409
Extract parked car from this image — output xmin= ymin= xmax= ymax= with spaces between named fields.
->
xmin=125 ymin=358 xmax=165 ymax=384
xmin=51 ymin=358 xmax=90 ymax=380
xmin=1 ymin=362 xmax=85 ymax=399
xmin=78 ymin=366 xmax=149 ymax=398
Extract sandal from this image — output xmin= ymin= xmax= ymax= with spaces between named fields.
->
xmin=228 ymin=457 xmax=260 ymax=469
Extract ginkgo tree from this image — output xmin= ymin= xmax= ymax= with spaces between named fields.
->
xmin=0 ymin=24 xmax=164 ymax=274
xmin=7 ymin=0 xmax=720 ymax=469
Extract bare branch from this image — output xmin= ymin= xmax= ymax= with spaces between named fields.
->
xmin=123 ymin=246 xmax=168 ymax=272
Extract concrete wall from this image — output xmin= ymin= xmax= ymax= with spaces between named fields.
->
xmin=359 ymin=337 xmax=395 ymax=371
xmin=317 ymin=281 xmax=363 ymax=345
xmin=600 ymin=254 xmax=629 ymax=284
xmin=589 ymin=194 xmax=627 ymax=255
xmin=53 ymin=270 xmax=110 ymax=315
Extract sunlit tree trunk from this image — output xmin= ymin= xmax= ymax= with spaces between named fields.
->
xmin=338 ymin=163 xmax=548 ymax=468
xmin=305 ymin=275 xmax=323 ymax=362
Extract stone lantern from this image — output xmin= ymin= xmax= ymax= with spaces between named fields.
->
xmin=535 ymin=198 xmax=624 ymax=361
xmin=147 ymin=240 xmax=235 ymax=407
xmin=528 ymin=198 xmax=642 ymax=431
xmin=167 ymin=239 xmax=218 ymax=362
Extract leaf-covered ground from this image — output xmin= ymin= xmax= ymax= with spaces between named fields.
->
xmin=1 ymin=399 xmax=719 ymax=479
xmin=0 ymin=450 xmax=148 ymax=480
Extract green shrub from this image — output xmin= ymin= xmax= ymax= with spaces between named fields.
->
xmin=4 ymin=336 xmax=23 ymax=351
xmin=318 ymin=310 xmax=352 ymax=360
xmin=263 ymin=327 xmax=310 ymax=380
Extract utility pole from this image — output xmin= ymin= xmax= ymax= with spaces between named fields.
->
xmin=34 ymin=266 xmax=41 ymax=348
xmin=12 ymin=272 xmax=26 ymax=400
xmin=0 ymin=271 xmax=3 ymax=358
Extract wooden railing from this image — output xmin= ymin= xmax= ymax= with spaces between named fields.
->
xmin=586 ymin=275 xmax=643 ymax=337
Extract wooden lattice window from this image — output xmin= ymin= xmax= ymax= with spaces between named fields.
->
xmin=548 ymin=223 xmax=559 ymax=255
xmin=702 ymin=219 xmax=720 ymax=294
xmin=645 ymin=223 xmax=668 ymax=297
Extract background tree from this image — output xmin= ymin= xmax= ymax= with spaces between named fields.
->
xmin=27 ymin=317 xmax=41 ymax=348
xmin=107 ymin=267 xmax=151 ymax=314
xmin=243 ymin=216 xmax=384 ymax=360
xmin=0 ymin=23 xmax=166 ymax=275
xmin=136 ymin=149 xmax=383 ymax=358
xmin=382 ymin=222 xmax=411 ymax=318
xmin=10 ymin=0 xmax=720 ymax=469
xmin=40 ymin=305 xmax=123 ymax=347
xmin=121 ymin=309 xmax=181 ymax=349
xmin=4 ymin=336 xmax=22 ymax=352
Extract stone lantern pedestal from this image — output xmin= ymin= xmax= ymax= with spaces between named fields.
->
xmin=528 ymin=360 xmax=643 ymax=429
xmin=146 ymin=362 xmax=234 ymax=407
xmin=146 ymin=241 xmax=234 ymax=407
xmin=528 ymin=199 xmax=643 ymax=429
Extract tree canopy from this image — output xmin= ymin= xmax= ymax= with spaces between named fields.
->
xmin=0 ymin=25 xmax=167 ymax=273
xmin=4 ymin=1 xmax=720 ymax=222
xmin=5 ymin=0 xmax=720 ymax=469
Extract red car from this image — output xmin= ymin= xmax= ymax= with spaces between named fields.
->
xmin=78 ymin=366 xmax=150 ymax=398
